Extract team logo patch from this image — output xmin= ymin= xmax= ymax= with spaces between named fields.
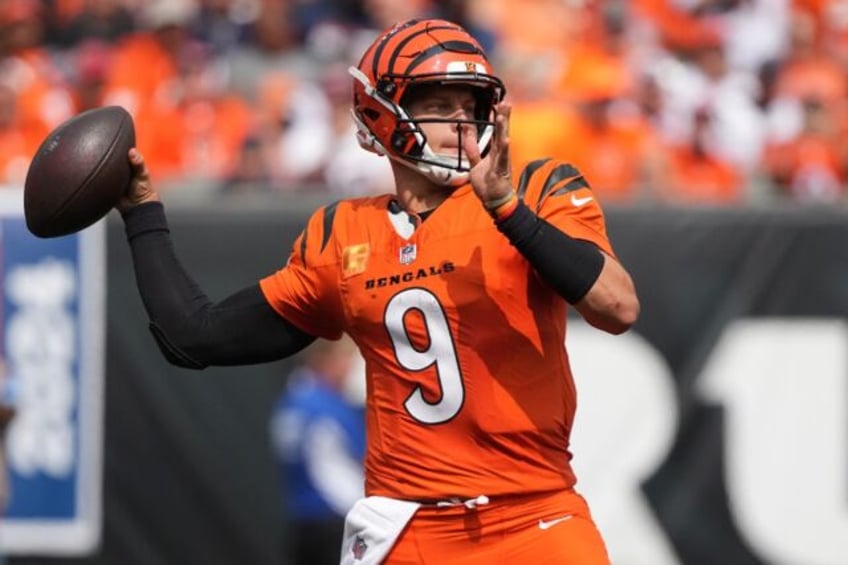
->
xmin=399 ymin=243 xmax=417 ymax=265
xmin=352 ymin=535 xmax=368 ymax=560
xmin=343 ymin=243 xmax=370 ymax=277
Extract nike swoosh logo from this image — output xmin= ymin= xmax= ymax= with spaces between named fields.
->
xmin=538 ymin=515 xmax=573 ymax=530
xmin=571 ymin=194 xmax=593 ymax=207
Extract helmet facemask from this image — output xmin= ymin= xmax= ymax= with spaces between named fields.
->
xmin=392 ymin=79 xmax=502 ymax=186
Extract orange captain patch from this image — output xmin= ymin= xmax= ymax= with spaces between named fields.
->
xmin=342 ymin=243 xmax=370 ymax=277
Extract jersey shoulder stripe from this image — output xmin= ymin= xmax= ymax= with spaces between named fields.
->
xmin=517 ymin=159 xmax=590 ymax=211
xmin=549 ymin=175 xmax=591 ymax=198
xmin=296 ymin=196 xmax=390 ymax=268
xmin=538 ymin=163 xmax=586 ymax=204
xmin=320 ymin=200 xmax=341 ymax=254
xmin=516 ymin=158 xmax=551 ymax=200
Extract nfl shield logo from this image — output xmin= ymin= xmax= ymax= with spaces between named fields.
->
xmin=352 ymin=535 xmax=368 ymax=560
xmin=399 ymin=243 xmax=417 ymax=265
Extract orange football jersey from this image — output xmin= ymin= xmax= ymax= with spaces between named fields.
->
xmin=260 ymin=159 xmax=616 ymax=501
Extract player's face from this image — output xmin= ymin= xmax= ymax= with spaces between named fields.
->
xmin=405 ymin=84 xmax=477 ymax=158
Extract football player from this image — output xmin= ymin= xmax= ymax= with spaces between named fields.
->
xmin=118 ymin=18 xmax=639 ymax=564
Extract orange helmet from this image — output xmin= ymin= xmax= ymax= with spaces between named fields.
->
xmin=349 ymin=19 xmax=506 ymax=186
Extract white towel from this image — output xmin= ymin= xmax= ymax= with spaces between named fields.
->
xmin=340 ymin=496 xmax=422 ymax=564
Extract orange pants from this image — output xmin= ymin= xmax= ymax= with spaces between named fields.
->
xmin=384 ymin=489 xmax=610 ymax=564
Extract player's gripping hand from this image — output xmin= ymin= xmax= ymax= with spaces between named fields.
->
xmin=461 ymin=101 xmax=514 ymax=208
xmin=116 ymin=148 xmax=160 ymax=214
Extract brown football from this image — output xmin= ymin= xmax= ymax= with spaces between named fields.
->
xmin=24 ymin=105 xmax=135 ymax=238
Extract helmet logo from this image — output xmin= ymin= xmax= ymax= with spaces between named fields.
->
xmin=446 ymin=61 xmax=484 ymax=74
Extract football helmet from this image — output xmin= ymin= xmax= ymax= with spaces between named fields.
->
xmin=349 ymin=19 xmax=506 ymax=186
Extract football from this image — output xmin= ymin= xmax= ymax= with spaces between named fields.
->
xmin=24 ymin=105 xmax=136 ymax=238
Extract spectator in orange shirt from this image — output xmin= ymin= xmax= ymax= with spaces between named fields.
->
xmin=761 ymin=7 xmax=848 ymax=166
xmin=100 ymin=0 xmax=199 ymax=179
xmin=793 ymin=0 xmax=848 ymax=67
xmin=499 ymin=4 xmax=665 ymax=206
xmin=101 ymin=0 xmax=250 ymax=187
xmin=662 ymin=107 xmax=744 ymax=205
xmin=632 ymin=0 xmax=723 ymax=56
xmin=0 ymin=83 xmax=48 ymax=187
xmin=142 ymin=41 xmax=253 ymax=187
xmin=560 ymin=64 xmax=666 ymax=204
xmin=558 ymin=1 xmax=636 ymax=108
xmin=763 ymin=96 xmax=847 ymax=202
xmin=773 ymin=8 xmax=847 ymax=109
xmin=467 ymin=0 xmax=583 ymax=60
xmin=491 ymin=46 xmax=579 ymax=172
xmin=70 ymin=38 xmax=112 ymax=111
xmin=0 ymin=0 xmax=76 ymax=133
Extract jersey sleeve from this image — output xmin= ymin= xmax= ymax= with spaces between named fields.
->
xmin=259 ymin=205 xmax=345 ymax=340
xmin=517 ymin=158 xmax=616 ymax=257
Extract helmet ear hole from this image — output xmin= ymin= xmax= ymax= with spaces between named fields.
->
xmin=391 ymin=130 xmax=422 ymax=156
xmin=391 ymin=131 xmax=406 ymax=150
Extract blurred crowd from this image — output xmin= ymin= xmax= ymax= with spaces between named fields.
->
xmin=1 ymin=0 xmax=848 ymax=205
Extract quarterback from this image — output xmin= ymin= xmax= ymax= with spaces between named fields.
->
xmin=117 ymin=18 xmax=639 ymax=565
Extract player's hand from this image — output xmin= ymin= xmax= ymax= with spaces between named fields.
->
xmin=462 ymin=101 xmax=513 ymax=207
xmin=116 ymin=148 xmax=160 ymax=213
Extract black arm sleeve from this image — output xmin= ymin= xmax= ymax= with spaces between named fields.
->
xmin=495 ymin=200 xmax=604 ymax=304
xmin=122 ymin=202 xmax=316 ymax=369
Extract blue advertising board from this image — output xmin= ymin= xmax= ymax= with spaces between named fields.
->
xmin=0 ymin=189 xmax=104 ymax=555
